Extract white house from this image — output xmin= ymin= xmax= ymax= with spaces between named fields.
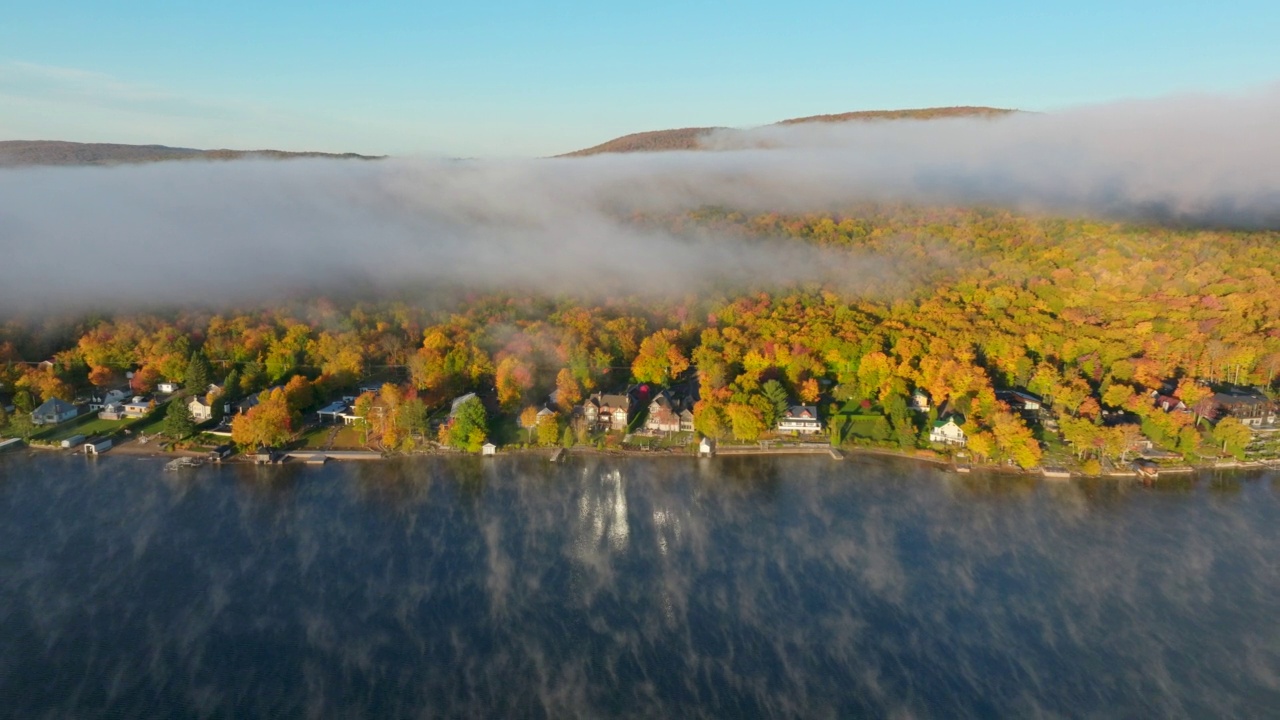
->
xmin=777 ymin=405 xmax=822 ymax=435
xmin=189 ymin=396 xmax=215 ymax=423
xmin=31 ymin=398 xmax=78 ymax=426
xmin=930 ymin=415 xmax=967 ymax=446
xmin=89 ymin=389 xmax=127 ymax=411
xmin=123 ymin=397 xmax=155 ymax=419
xmin=157 ymin=382 xmax=181 ymax=395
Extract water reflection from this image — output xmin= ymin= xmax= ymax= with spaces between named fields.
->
xmin=0 ymin=454 xmax=1277 ymax=718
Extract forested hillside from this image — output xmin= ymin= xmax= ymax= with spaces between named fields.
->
xmin=0 ymin=141 xmax=382 ymax=167
xmin=560 ymin=106 xmax=1014 ymax=156
xmin=2 ymin=206 xmax=1277 ymax=466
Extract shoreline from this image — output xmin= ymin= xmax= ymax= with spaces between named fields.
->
xmin=9 ymin=437 xmax=1278 ymax=479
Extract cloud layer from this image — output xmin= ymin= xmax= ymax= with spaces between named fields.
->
xmin=2 ymin=83 xmax=1279 ymax=313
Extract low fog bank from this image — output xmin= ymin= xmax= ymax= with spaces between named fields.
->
xmin=0 ymin=158 xmax=941 ymax=314
xmin=2 ymin=83 xmax=1278 ymax=312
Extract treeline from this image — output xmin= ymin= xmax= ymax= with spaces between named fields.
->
xmin=3 ymin=206 xmax=1278 ymax=465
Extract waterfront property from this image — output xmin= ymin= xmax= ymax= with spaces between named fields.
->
xmin=777 ymin=405 xmax=822 ymax=435
xmin=582 ymin=392 xmax=632 ymax=431
xmin=189 ymin=396 xmax=215 ymax=422
xmin=31 ymin=398 xmax=79 ymax=426
xmin=930 ymin=414 xmax=967 ymax=446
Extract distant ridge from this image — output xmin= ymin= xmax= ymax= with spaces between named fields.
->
xmin=560 ymin=106 xmax=1016 ymax=157
xmin=0 ymin=140 xmax=383 ymax=167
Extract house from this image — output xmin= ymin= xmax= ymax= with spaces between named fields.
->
xmin=157 ymin=382 xmax=181 ymax=395
xmin=122 ymin=397 xmax=155 ymax=419
xmin=777 ymin=405 xmax=822 ymax=435
xmin=317 ymin=400 xmax=349 ymax=424
xmin=679 ymin=408 xmax=695 ymax=433
xmin=481 ymin=442 xmax=497 ymax=456
xmin=1195 ymin=391 xmax=1278 ymax=428
xmin=930 ymin=414 xmax=967 ymax=446
xmin=645 ymin=392 xmax=684 ymax=433
xmin=84 ymin=437 xmax=113 ymax=455
xmin=89 ymin=389 xmax=127 ymax=411
xmin=226 ymin=386 xmax=283 ymax=417
xmin=1151 ymin=391 xmax=1188 ymax=413
xmin=911 ymin=390 xmax=931 ymax=413
xmin=98 ymin=403 xmax=126 ymax=420
xmin=998 ymin=389 xmax=1043 ymax=412
xmin=206 ymin=383 xmax=225 ymax=397
xmin=582 ymin=392 xmax=632 ymax=430
xmin=31 ymin=398 xmax=78 ymax=426
xmin=189 ymin=396 xmax=215 ymax=423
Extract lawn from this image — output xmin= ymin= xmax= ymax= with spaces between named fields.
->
xmin=36 ymin=415 xmax=131 ymax=442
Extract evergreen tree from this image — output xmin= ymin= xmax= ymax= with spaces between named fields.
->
xmin=164 ymin=399 xmax=196 ymax=440
xmin=222 ymin=368 xmax=241 ymax=402
xmin=185 ymin=352 xmax=211 ymax=395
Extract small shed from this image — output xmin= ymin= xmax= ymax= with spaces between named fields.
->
xmin=60 ymin=434 xmax=87 ymax=449
xmin=208 ymin=444 xmax=233 ymax=462
xmin=699 ymin=437 xmax=715 ymax=456
xmin=84 ymin=437 xmax=113 ymax=455
xmin=481 ymin=442 xmax=497 ymax=456
xmin=253 ymin=447 xmax=276 ymax=464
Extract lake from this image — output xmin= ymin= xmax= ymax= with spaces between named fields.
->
xmin=1 ymin=453 xmax=1278 ymax=718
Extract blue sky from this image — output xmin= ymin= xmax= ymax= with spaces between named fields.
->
xmin=1 ymin=1 xmax=1276 ymax=157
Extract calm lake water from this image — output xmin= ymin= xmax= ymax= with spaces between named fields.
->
xmin=0 ymin=453 xmax=1278 ymax=719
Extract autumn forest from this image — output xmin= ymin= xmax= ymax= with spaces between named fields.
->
xmin=3 ymin=205 xmax=1279 ymax=470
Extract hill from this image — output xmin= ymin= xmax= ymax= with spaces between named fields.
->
xmin=559 ymin=106 xmax=1016 ymax=157
xmin=0 ymin=141 xmax=383 ymax=167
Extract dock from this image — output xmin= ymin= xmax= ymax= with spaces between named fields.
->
xmin=549 ymin=448 xmax=566 ymax=463
xmin=164 ymin=457 xmax=204 ymax=471
xmin=0 ymin=438 xmax=24 ymax=454
xmin=283 ymin=450 xmax=381 ymax=462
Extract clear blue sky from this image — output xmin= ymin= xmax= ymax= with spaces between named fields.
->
xmin=1 ymin=1 xmax=1276 ymax=157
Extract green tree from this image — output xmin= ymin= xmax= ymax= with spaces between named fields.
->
xmin=6 ymin=413 xmax=35 ymax=440
xmin=761 ymin=379 xmax=790 ymax=427
xmin=222 ymin=368 xmax=241 ymax=402
xmin=164 ymin=399 xmax=196 ymax=440
xmin=1212 ymin=417 xmax=1252 ymax=460
xmin=185 ymin=352 xmax=211 ymax=394
xmin=448 ymin=396 xmax=488 ymax=452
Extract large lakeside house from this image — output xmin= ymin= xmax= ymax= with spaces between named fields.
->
xmin=930 ymin=414 xmax=967 ymax=446
xmin=644 ymin=389 xmax=696 ymax=434
xmin=777 ymin=405 xmax=823 ymax=435
xmin=582 ymin=392 xmax=632 ymax=431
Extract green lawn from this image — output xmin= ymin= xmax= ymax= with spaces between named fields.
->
xmin=327 ymin=425 xmax=367 ymax=450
